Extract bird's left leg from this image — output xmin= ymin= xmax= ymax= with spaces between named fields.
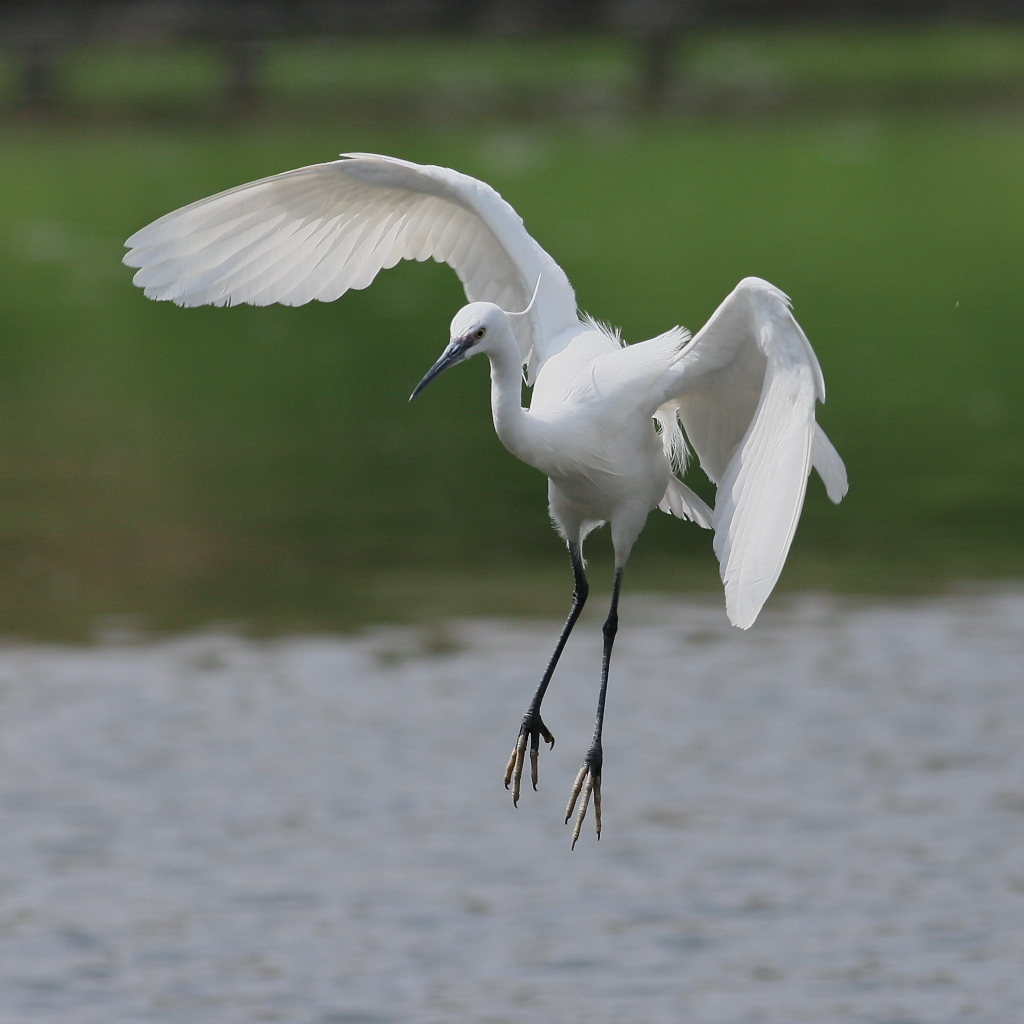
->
xmin=566 ymin=566 xmax=622 ymax=847
xmin=505 ymin=542 xmax=589 ymax=804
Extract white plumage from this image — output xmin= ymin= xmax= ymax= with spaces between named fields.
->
xmin=125 ymin=152 xmax=846 ymax=844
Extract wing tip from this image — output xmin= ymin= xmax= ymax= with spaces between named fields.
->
xmin=827 ymin=476 xmax=850 ymax=504
xmin=725 ymin=597 xmax=758 ymax=631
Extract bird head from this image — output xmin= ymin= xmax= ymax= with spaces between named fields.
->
xmin=409 ymin=302 xmax=509 ymax=401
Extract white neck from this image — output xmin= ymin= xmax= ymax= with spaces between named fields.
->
xmin=486 ymin=324 xmax=536 ymax=464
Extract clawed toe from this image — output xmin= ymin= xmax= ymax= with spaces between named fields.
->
xmin=503 ymin=711 xmax=554 ymax=805
xmin=565 ymin=754 xmax=602 ymax=848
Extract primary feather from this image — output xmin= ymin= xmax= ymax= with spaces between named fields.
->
xmin=125 ymin=153 xmax=580 ymax=380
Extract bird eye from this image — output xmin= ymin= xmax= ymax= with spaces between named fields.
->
xmin=474 ymin=328 xmax=486 ymax=339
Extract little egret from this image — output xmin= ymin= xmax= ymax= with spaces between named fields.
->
xmin=124 ymin=153 xmax=847 ymax=845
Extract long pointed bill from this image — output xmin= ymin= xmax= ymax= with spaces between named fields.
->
xmin=409 ymin=338 xmax=471 ymax=401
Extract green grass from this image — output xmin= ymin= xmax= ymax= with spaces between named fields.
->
xmin=0 ymin=40 xmax=1023 ymax=636
xmin=689 ymin=24 xmax=1024 ymax=90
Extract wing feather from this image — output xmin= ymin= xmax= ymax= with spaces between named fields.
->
xmin=132 ymin=211 xmax=293 ymax=292
xmin=663 ymin=277 xmax=846 ymax=628
xmin=812 ymin=426 xmax=849 ymax=504
xmin=658 ymin=477 xmax=714 ymax=528
xmin=194 ymin=213 xmax=341 ymax=306
xmin=125 ymin=154 xmax=580 ymax=374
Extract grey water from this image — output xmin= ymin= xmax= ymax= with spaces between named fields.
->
xmin=0 ymin=590 xmax=1022 ymax=1023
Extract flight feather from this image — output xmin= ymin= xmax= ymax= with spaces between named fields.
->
xmin=124 ymin=153 xmax=580 ymax=377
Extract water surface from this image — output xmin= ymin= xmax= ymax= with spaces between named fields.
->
xmin=0 ymin=591 xmax=1022 ymax=1022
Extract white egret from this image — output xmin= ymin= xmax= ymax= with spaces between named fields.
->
xmin=124 ymin=153 xmax=847 ymax=845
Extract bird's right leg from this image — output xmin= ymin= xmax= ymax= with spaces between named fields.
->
xmin=504 ymin=541 xmax=589 ymax=805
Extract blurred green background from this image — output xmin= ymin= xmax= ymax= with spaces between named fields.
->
xmin=0 ymin=24 xmax=1022 ymax=639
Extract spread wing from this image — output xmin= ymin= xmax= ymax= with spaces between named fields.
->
xmin=660 ymin=277 xmax=847 ymax=629
xmin=124 ymin=153 xmax=580 ymax=377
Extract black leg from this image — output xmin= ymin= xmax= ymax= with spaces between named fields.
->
xmin=566 ymin=566 xmax=622 ymax=847
xmin=504 ymin=542 xmax=589 ymax=804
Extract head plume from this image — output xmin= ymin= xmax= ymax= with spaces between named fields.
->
xmin=502 ymin=275 xmax=541 ymax=319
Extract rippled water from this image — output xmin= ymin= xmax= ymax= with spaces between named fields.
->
xmin=1 ymin=590 xmax=1023 ymax=1023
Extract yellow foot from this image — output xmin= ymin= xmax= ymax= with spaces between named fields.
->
xmin=503 ymin=710 xmax=554 ymax=806
xmin=565 ymin=754 xmax=602 ymax=848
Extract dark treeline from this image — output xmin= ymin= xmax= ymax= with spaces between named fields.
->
xmin=4 ymin=0 xmax=1024 ymax=114
xmin=3 ymin=0 xmax=1024 ymax=42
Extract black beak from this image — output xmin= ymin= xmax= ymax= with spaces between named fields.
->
xmin=409 ymin=338 xmax=471 ymax=401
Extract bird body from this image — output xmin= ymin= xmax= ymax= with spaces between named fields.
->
xmin=125 ymin=152 xmax=847 ymax=844
xmin=527 ymin=326 xmax=685 ymax=551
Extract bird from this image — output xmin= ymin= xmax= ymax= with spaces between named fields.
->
xmin=124 ymin=152 xmax=847 ymax=846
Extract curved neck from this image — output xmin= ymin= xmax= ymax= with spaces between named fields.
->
xmin=486 ymin=326 xmax=534 ymax=463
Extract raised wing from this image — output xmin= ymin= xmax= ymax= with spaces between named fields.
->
xmin=124 ymin=153 xmax=580 ymax=377
xmin=662 ymin=277 xmax=847 ymax=629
